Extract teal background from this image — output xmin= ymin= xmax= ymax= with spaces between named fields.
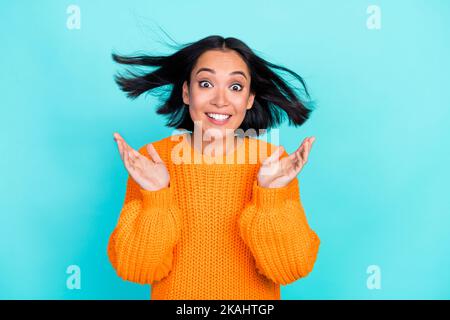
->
xmin=1 ymin=0 xmax=449 ymax=299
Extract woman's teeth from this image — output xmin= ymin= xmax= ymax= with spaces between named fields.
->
xmin=206 ymin=113 xmax=231 ymax=120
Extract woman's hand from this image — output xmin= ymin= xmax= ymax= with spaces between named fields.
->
xmin=257 ymin=136 xmax=316 ymax=188
xmin=114 ymin=132 xmax=170 ymax=191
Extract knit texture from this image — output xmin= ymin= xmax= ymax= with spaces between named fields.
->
xmin=107 ymin=133 xmax=320 ymax=300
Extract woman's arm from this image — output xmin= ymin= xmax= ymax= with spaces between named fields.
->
xmin=107 ymin=174 xmax=182 ymax=285
xmin=238 ymin=174 xmax=320 ymax=285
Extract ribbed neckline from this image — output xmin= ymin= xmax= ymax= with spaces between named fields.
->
xmin=180 ymin=132 xmax=247 ymax=163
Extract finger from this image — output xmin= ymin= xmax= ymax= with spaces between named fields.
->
xmin=283 ymin=148 xmax=299 ymax=171
xmin=293 ymin=149 xmax=303 ymax=166
xmin=121 ymin=140 xmax=131 ymax=160
xmin=263 ymin=146 xmax=284 ymax=165
xmin=300 ymin=140 xmax=310 ymax=160
xmin=146 ymin=143 xmax=162 ymax=163
xmin=130 ymin=149 xmax=144 ymax=168
xmin=114 ymin=133 xmax=127 ymax=151
xmin=293 ymin=139 xmax=307 ymax=157
xmin=300 ymin=136 xmax=312 ymax=149
xmin=288 ymin=142 xmax=305 ymax=162
xmin=117 ymin=139 xmax=125 ymax=161
xmin=114 ymin=135 xmax=120 ymax=153
xmin=303 ymin=141 xmax=312 ymax=163
xmin=292 ymin=145 xmax=305 ymax=164
xmin=305 ymin=138 xmax=314 ymax=151
xmin=120 ymin=140 xmax=138 ymax=162
xmin=119 ymin=137 xmax=132 ymax=152
xmin=114 ymin=133 xmax=132 ymax=153
xmin=123 ymin=145 xmax=131 ymax=171
xmin=115 ymin=132 xmax=127 ymax=144
xmin=120 ymin=140 xmax=135 ymax=164
xmin=127 ymin=148 xmax=136 ymax=162
xmin=115 ymin=134 xmax=126 ymax=156
xmin=294 ymin=151 xmax=305 ymax=172
xmin=125 ymin=147 xmax=138 ymax=172
xmin=306 ymin=136 xmax=316 ymax=151
xmin=131 ymin=148 xmax=142 ymax=159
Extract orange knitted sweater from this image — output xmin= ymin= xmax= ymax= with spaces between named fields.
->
xmin=107 ymin=132 xmax=320 ymax=300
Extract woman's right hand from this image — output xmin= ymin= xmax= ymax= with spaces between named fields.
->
xmin=113 ymin=132 xmax=170 ymax=191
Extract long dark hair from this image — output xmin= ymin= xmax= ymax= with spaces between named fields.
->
xmin=112 ymin=35 xmax=315 ymax=135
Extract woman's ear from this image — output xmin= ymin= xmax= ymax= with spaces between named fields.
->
xmin=182 ymin=81 xmax=190 ymax=106
xmin=246 ymin=92 xmax=255 ymax=110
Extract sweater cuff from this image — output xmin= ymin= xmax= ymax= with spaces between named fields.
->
xmin=252 ymin=178 xmax=296 ymax=208
xmin=139 ymin=184 xmax=173 ymax=209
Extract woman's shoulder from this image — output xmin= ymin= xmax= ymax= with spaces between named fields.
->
xmin=136 ymin=133 xmax=184 ymax=162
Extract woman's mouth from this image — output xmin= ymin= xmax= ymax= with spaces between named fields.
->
xmin=205 ymin=112 xmax=232 ymax=125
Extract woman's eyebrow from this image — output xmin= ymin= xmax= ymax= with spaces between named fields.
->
xmin=196 ymin=67 xmax=248 ymax=80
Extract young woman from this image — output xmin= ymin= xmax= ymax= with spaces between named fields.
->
xmin=107 ymin=35 xmax=320 ymax=300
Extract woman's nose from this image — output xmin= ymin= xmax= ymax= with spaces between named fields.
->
xmin=211 ymin=88 xmax=229 ymax=107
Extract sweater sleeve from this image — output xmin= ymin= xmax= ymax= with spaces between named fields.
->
xmin=107 ymin=173 xmax=182 ymax=285
xmin=238 ymin=165 xmax=320 ymax=285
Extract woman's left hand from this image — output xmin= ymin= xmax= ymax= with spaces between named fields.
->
xmin=257 ymin=136 xmax=316 ymax=188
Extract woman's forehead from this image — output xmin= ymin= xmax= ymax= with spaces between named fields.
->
xmin=193 ymin=50 xmax=250 ymax=77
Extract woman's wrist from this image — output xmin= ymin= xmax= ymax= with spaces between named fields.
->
xmin=141 ymin=181 xmax=170 ymax=192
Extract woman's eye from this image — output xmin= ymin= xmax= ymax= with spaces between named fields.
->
xmin=199 ymin=81 xmax=212 ymax=88
xmin=198 ymin=81 xmax=242 ymax=91
xmin=230 ymin=84 xmax=243 ymax=91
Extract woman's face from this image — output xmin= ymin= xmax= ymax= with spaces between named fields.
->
xmin=182 ymin=49 xmax=255 ymax=139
